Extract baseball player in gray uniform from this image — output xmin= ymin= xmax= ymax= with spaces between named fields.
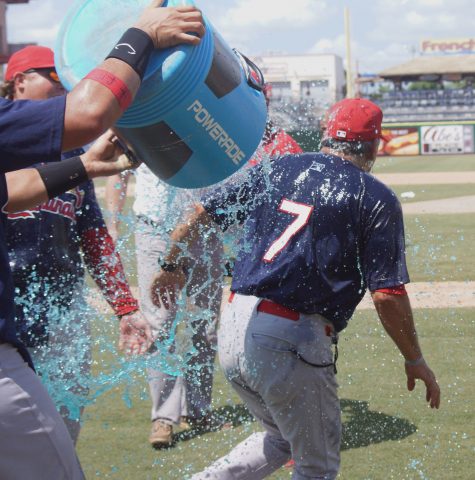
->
xmin=151 ymin=98 xmax=441 ymax=479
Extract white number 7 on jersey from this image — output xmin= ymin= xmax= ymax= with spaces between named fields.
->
xmin=263 ymin=199 xmax=314 ymax=262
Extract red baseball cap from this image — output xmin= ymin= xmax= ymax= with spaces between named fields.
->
xmin=325 ymin=98 xmax=385 ymax=142
xmin=5 ymin=45 xmax=55 ymax=82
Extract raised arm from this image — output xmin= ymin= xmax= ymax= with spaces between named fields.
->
xmin=371 ymin=291 xmax=441 ymax=409
xmin=62 ymin=1 xmax=205 ymax=150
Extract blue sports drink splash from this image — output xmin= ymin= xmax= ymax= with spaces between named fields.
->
xmin=55 ymin=0 xmax=267 ymax=188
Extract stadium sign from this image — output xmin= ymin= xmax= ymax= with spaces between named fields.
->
xmin=421 ymin=38 xmax=475 ymax=55
xmin=421 ymin=125 xmax=474 ymax=155
xmin=377 ymin=124 xmax=475 ymax=156
xmin=378 ymin=128 xmax=420 ymax=156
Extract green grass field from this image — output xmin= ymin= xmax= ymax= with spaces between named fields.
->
xmin=404 ymin=213 xmax=475 ymax=282
xmin=104 ymin=211 xmax=475 ymax=286
xmin=77 ymin=307 xmax=475 ymax=479
xmin=78 ymin=214 xmax=475 ymax=480
xmin=392 ymin=184 xmax=475 ymax=203
xmin=373 ymin=154 xmax=475 ymax=173
xmin=80 ymin=155 xmax=475 ymax=478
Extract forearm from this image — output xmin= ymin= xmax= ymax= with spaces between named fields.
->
xmin=371 ymin=291 xmax=422 ymax=362
xmin=151 ymin=204 xmax=217 ymax=308
xmin=5 ymin=154 xmax=89 ymax=212
xmin=63 ymin=59 xmax=141 ymax=150
xmin=82 ymin=227 xmax=138 ymax=316
xmin=164 ymin=204 xmax=214 ymax=265
xmin=4 ymin=169 xmax=48 ymax=212
xmin=4 ymin=146 xmax=124 ymax=213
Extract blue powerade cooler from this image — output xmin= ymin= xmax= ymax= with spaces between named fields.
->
xmin=55 ymin=0 xmax=267 ymax=188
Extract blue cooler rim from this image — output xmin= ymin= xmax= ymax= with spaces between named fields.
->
xmin=55 ymin=0 xmax=215 ymax=128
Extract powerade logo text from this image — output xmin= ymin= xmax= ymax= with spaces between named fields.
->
xmin=187 ymin=100 xmax=246 ymax=166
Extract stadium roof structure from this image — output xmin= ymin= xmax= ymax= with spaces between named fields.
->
xmin=379 ymin=55 xmax=475 ymax=81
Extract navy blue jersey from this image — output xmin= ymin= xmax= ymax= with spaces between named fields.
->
xmin=0 ymin=96 xmax=66 ymax=367
xmin=7 ymin=150 xmax=106 ymax=346
xmin=204 ymin=152 xmax=409 ymax=331
xmin=0 ymin=174 xmax=17 ymax=349
xmin=0 ymin=96 xmax=65 ymax=172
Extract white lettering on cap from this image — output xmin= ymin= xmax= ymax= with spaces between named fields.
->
xmin=336 ymin=130 xmax=347 ymax=138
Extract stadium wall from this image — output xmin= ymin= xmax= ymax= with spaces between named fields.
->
xmin=379 ymin=121 xmax=475 ymax=156
xmin=290 ymin=120 xmax=475 ymax=156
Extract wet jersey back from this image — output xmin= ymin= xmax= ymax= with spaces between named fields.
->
xmin=204 ymin=152 xmax=409 ymax=331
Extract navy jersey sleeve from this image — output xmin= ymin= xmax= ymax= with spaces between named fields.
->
xmin=361 ymin=188 xmax=410 ymax=291
xmin=201 ymin=166 xmax=263 ymax=231
xmin=76 ymin=180 xmax=107 ymax=236
xmin=0 ymin=96 xmax=66 ymax=172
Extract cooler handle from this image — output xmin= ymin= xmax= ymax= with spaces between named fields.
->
xmin=233 ymin=49 xmax=265 ymax=92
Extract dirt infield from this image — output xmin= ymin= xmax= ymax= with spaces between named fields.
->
xmin=375 ymin=171 xmax=475 ymax=185
xmin=89 ymin=282 xmax=475 ymax=315
xmin=356 ymin=282 xmax=475 ymax=309
xmin=218 ymin=284 xmax=475 ymax=311
xmin=401 ymin=195 xmax=475 ymax=214
xmin=375 ymin=171 xmax=475 ymax=214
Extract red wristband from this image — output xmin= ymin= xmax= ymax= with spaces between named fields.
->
xmin=85 ymin=68 xmax=133 ymax=111
xmin=374 ymin=285 xmax=407 ymax=295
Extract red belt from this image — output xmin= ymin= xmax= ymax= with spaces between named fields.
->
xmin=229 ymin=292 xmax=300 ymax=321
xmin=257 ymin=299 xmax=300 ymax=321
xmin=228 ymin=293 xmax=335 ymax=337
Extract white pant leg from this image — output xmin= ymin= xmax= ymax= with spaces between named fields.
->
xmin=137 ymin=218 xmax=225 ymax=423
xmin=136 ymin=218 xmax=184 ymax=424
xmin=191 ymin=432 xmax=291 ymax=480
xmin=0 ymin=344 xmax=84 ymax=480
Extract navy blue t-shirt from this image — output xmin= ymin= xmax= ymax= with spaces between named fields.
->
xmin=0 ymin=96 xmax=66 ymax=367
xmin=204 ymin=152 xmax=409 ymax=331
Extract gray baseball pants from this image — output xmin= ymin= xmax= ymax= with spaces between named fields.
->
xmin=0 ymin=343 xmax=84 ymax=480
xmin=136 ymin=217 xmax=223 ymax=424
xmin=192 ymin=293 xmax=341 ymax=480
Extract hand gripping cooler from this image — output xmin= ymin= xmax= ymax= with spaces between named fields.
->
xmin=55 ymin=0 xmax=267 ymax=188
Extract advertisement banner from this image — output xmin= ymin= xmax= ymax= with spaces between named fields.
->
xmin=421 ymin=125 xmax=475 ymax=155
xmin=421 ymin=38 xmax=475 ymax=55
xmin=378 ymin=128 xmax=420 ymax=156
